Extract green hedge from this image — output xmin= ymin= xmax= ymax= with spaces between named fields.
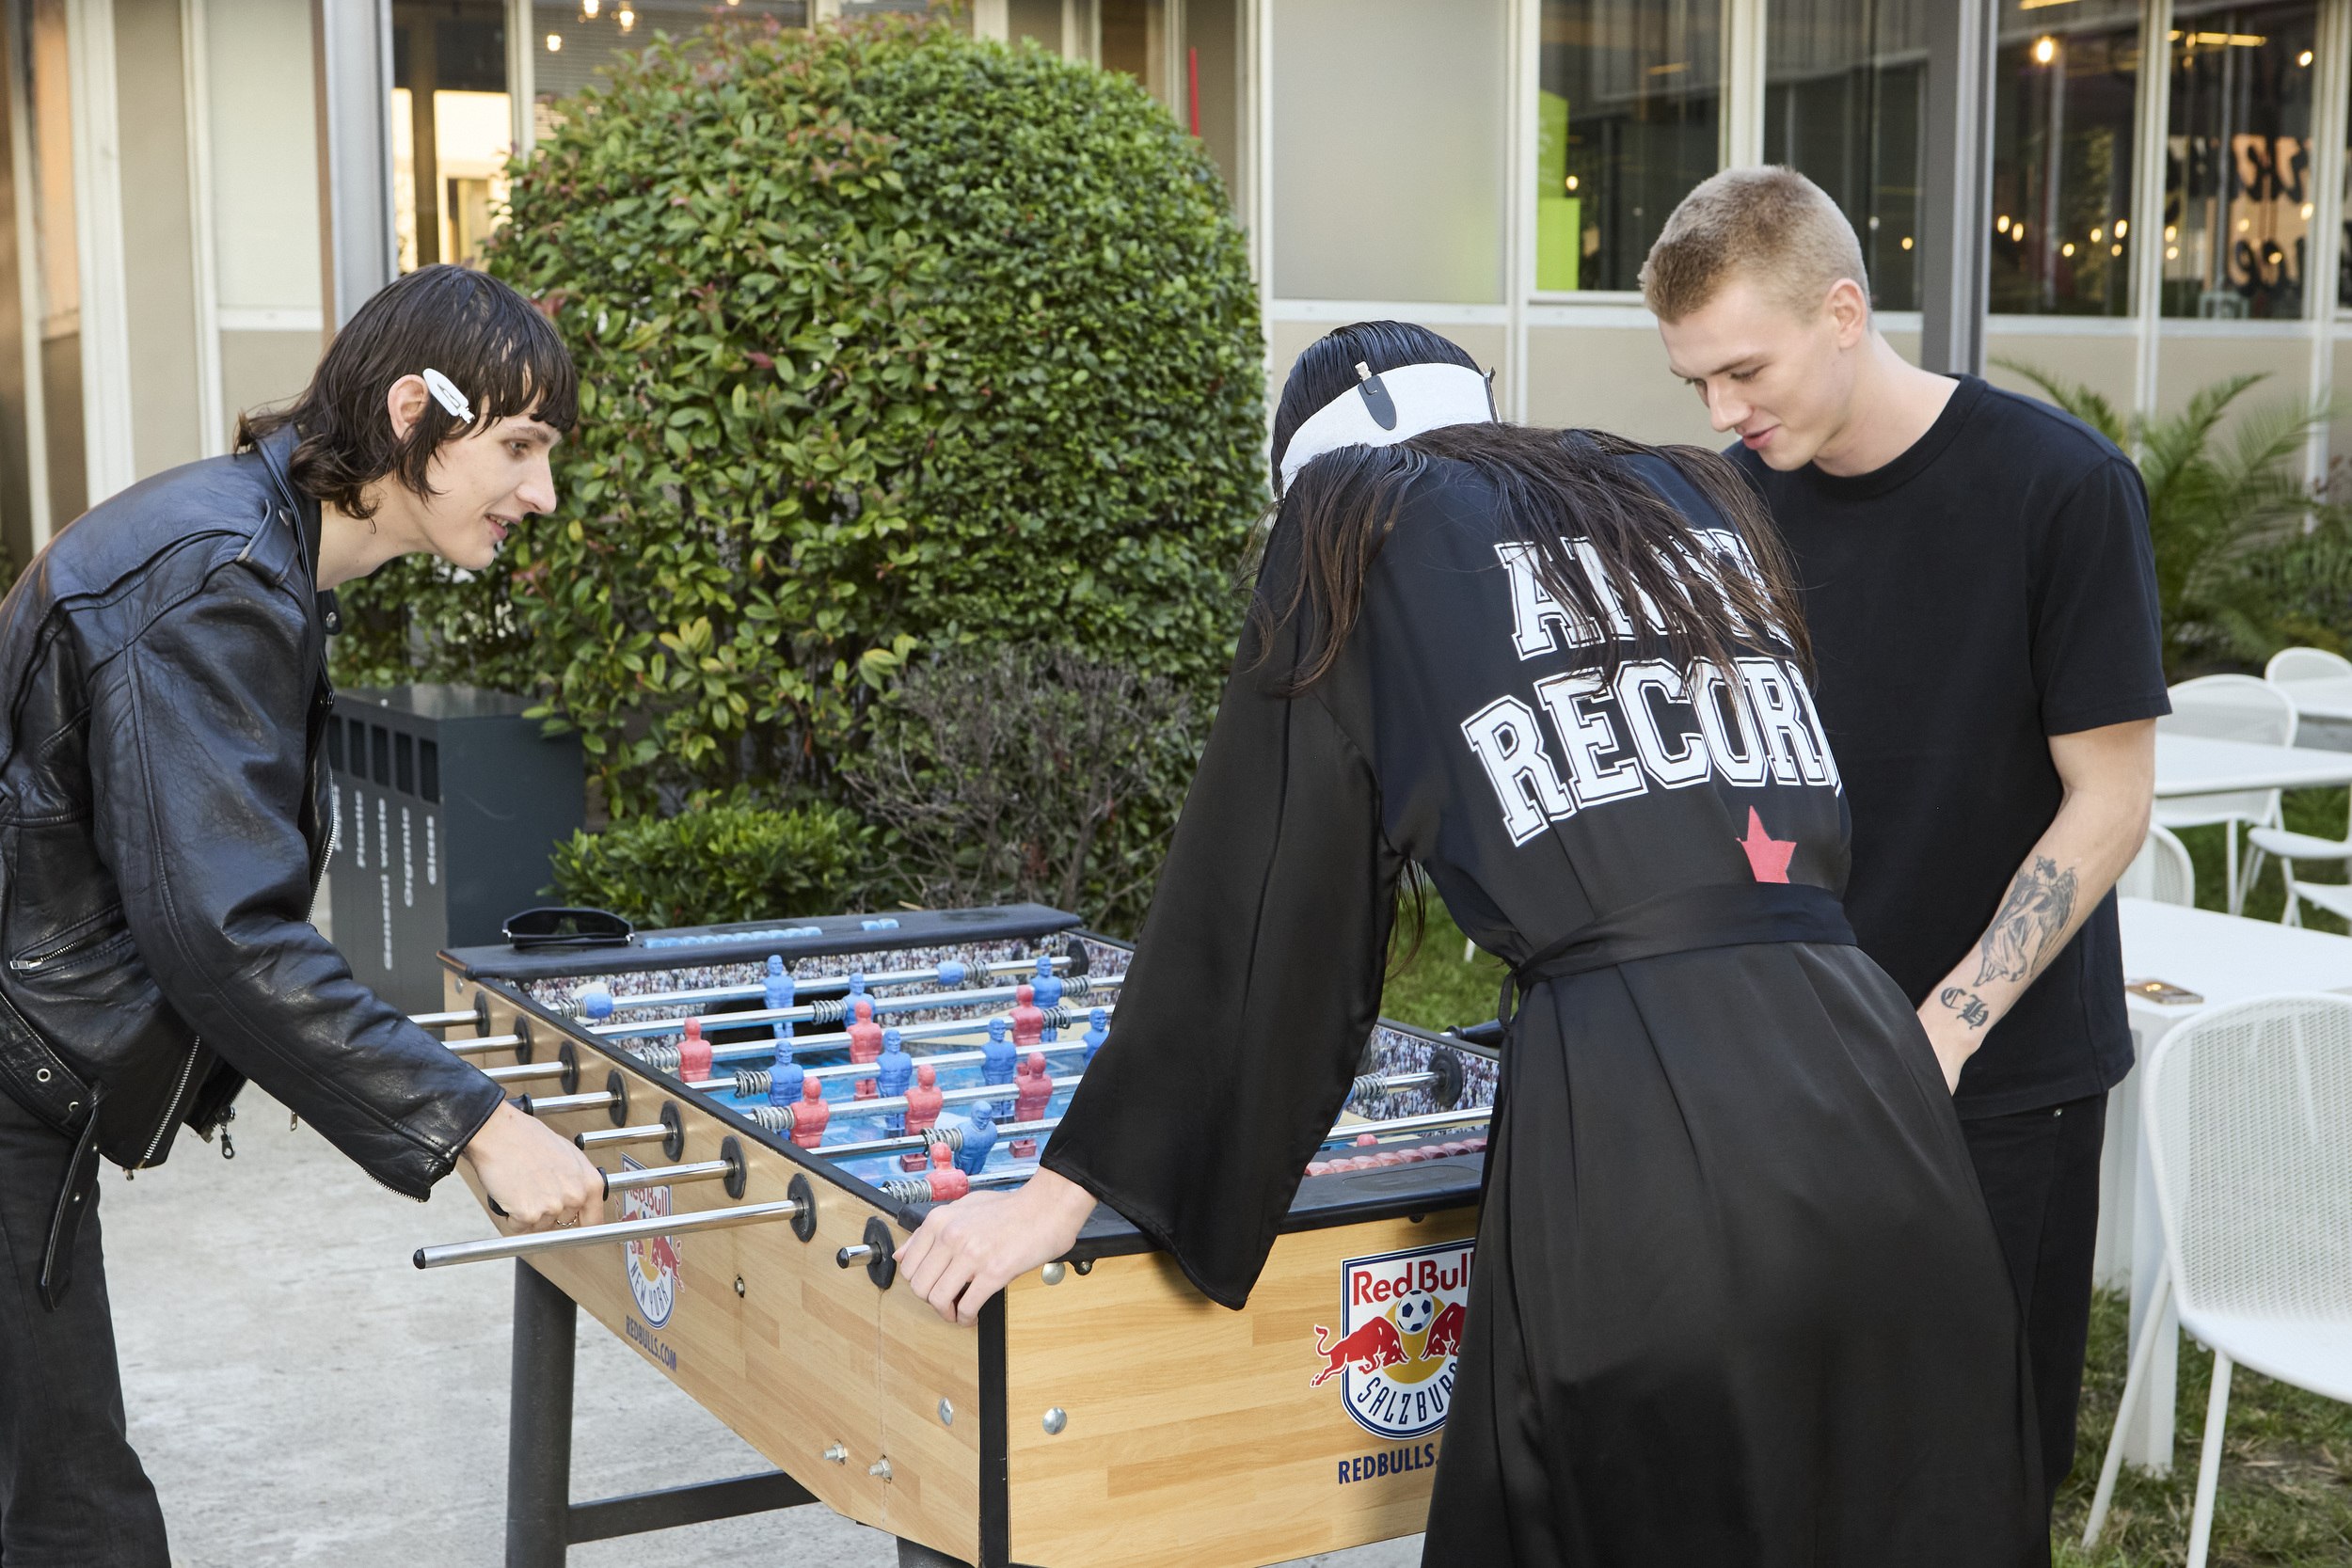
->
xmin=331 ymin=14 xmax=1263 ymax=831
xmin=547 ymin=800 xmax=868 ymax=929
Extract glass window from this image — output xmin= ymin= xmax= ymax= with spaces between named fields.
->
xmin=1990 ymin=0 xmax=2143 ymax=316
xmin=1765 ymin=0 xmax=1928 ymax=311
xmin=2164 ymin=4 xmax=2318 ymax=319
xmin=1273 ymin=0 xmax=1507 ymax=303
xmin=1539 ymin=0 xmax=1722 ymax=294
xmin=393 ymin=3 xmax=511 ymax=273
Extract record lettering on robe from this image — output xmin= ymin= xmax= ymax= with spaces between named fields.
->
xmin=1311 ymin=1239 xmax=1474 ymax=1441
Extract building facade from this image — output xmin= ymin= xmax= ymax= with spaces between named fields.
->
xmin=0 ymin=0 xmax=2344 ymax=577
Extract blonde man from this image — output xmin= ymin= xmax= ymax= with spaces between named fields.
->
xmin=1646 ymin=166 xmax=2165 ymax=1517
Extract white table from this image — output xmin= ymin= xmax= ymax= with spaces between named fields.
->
xmin=2104 ymin=898 xmax=2352 ymax=1472
xmin=2153 ymin=732 xmax=2352 ymax=795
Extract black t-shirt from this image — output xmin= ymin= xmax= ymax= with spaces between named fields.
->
xmin=1730 ymin=374 xmax=2169 ymax=1118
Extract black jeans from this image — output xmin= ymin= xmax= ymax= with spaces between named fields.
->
xmin=1962 ymin=1091 xmax=2108 ymax=1513
xmin=0 ymin=1089 xmax=168 ymax=1565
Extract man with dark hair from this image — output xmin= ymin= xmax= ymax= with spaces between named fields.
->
xmin=0 ymin=263 xmax=604 ymax=1562
xmin=1647 ymin=167 xmax=2168 ymax=1522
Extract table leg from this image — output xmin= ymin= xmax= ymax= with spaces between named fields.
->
xmin=508 ymin=1259 xmax=579 ymax=1567
xmin=2091 ymin=1070 xmax=2136 ymax=1292
xmin=2123 ymin=1115 xmax=2177 ymax=1475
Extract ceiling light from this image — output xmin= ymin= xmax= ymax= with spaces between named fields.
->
xmin=1901 ymin=236 xmax=1914 ymax=250
xmin=2116 ymin=219 xmax=2128 ymax=236
xmin=2111 ymin=244 xmax=2122 ymax=256
xmin=2034 ymin=37 xmax=2058 ymax=64
xmin=2301 ymin=49 xmax=2315 ymax=65
xmin=2167 ymin=245 xmax=2179 ymax=259
xmin=2062 ymin=242 xmax=2076 ymax=256
xmin=546 ymin=31 xmax=562 ymax=51
xmin=582 ymin=0 xmax=599 ymax=14
xmin=618 ymin=5 xmax=635 ymax=28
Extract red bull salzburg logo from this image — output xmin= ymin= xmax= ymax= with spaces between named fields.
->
xmin=1311 ymin=1240 xmax=1473 ymax=1441
xmin=621 ymin=1157 xmax=681 ymax=1329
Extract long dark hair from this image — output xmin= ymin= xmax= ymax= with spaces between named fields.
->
xmin=1254 ymin=321 xmax=1811 ymax=697
xmin=237 ymin=264 xmax=578 ymax=518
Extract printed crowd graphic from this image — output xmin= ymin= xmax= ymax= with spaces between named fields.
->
xmin=1314 ymin=1240 xmax=1474 ymax=1441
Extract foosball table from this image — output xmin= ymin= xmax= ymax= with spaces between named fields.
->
xmin=407 ymin=903 xmax=1498 ymax=1567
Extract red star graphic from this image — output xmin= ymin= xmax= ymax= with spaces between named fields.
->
xmin=1738 ymin=807 xmax=1797 ymax=883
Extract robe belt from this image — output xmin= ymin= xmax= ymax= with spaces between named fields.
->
xmin=1481 ymin=882 xmax=1854 ymax=1203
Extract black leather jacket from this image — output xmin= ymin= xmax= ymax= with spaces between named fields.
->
xmin=0 ymin=427 xmax=503 ymax=1193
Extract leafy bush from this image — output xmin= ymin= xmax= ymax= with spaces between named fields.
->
xmin=548 ymin=799 xmax=869 ymax=929
xmin=331 ymin=13 xmax=1262 ymax=827
xmin=1996 ymin=359 xmax=2352 ymax=675
xmin=843 ymin=642 xmax=1195 ymax=923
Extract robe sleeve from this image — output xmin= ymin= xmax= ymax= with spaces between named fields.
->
xmin=1039 ymin=538 xmax=1404 ymax=1309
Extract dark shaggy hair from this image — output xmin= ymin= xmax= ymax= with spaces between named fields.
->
xmin=237 ymin=265 xmax=579 ymax=518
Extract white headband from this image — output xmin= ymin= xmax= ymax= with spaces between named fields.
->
xmin=1278 ymin=360 xmax=1496 ymax=491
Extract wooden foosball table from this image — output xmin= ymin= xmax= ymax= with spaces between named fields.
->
xmin=408 ymin=904 xmax=1497 ymax=1567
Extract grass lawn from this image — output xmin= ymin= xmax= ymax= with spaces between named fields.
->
xmin=1380 ymin=883 xmax=2352 ymax=1565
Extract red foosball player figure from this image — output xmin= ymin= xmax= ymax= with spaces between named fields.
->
xmin=922 ymin=1141 xmax=970 ymax=1202
xmin=1009 ymin=1052 xmax=1052 ymax=1157
xmin=1009 ymin=984 xmax=1045 ymax=1051
xmin=678 ymin=1017 xmax=712 ymax=1083
xmin=847 ymin=996 xmax=883 ymax=1099
xmin=900 ymin=1064 xmax=946 ymax=1171
xmin=789 ymin=1076 xmax=830 ymax=1149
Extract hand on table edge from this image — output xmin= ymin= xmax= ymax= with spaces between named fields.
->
xmin=458 ymin=1098 xmax=606 ymax=1232
xmin=896 ymin=1166 xmax=1099 ymax=1326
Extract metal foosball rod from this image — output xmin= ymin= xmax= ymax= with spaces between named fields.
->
xmin=407 ymin=1008 xmax=481 ymax=1029
xmin=413 ymin=1199 xmax=804 ymax=1270
xmin=567 ymin=954 xmax=1089 ymax=1021
xmin=696 ymin=1037 xmax=1097 ymax=1097
xmin=644 ymin=999 xmax=1120 ymax=1071
xmin=586 ymin=974 xmax=1124 ymax=1047
xmin=444 ymin=1033 xmax=527 ymax=1056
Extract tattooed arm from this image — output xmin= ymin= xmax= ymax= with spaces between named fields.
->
xmin=1918 ymin=719 xmax=2155 ymax=1092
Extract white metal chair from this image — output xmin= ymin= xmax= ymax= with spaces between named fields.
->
xmin=2155 ymin=675 xmax=2298 ymax=914
xmin=2264 ymin=646 xmax=2352 ymax=688
xmin=2082 ymin=993 xmax=2352 ymax=1566
xmin=2116 ymin=824 xmax=2196 ymax=907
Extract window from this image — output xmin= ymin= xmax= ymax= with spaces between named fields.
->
xmin=533 ymin=3 xmax=809 ymax=108
xmin=1765 ymin=0 xmax=1927 ymax=311
xmin=1273 ymin=0 xmax=1508 ymax=303
xmin=392 ymin=3 xmax=513 ymax=273
xmin=2165 ymin=4 xmax=2318 ymax=319
xmin=1990 ymin=0 xmax=2144 ymax=316
xmin=1540 ymin=0 xmax=1722 ymax=294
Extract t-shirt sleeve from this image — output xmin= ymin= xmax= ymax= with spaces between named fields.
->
xmin=1039 ymin=548 xmax=1404 ymax=1310
xmin=2030 ymin=454 xmax=2171 ymax=736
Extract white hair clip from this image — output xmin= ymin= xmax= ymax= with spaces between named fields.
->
xmin=421 ymin=368 xmax=473 ymax=424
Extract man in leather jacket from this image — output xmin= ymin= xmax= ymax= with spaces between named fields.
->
xmin=0 ymin=264 xmax=606 ymax=1564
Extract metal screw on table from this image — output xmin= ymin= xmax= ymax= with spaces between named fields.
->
xmin=823 ymin=1443 xmax=847 ymax=1465
xmin=734 ymin=1275 xmax=746 ymax=1297
xmin=869 ymin=1457 xmax=894 ymax=1481
xmin=1042 ymin=1407 xmax=1067 ymax=1435
xmin=1041 ymin=1261 xmax=1066 ymax=1285
xmin=938 ymin=1399 xmax=954 ymax=1426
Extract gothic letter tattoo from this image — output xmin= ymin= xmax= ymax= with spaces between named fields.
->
xmin=1972 ymin=855 xmax=2079 ymax=987
xmin=1939 ymin=987 xmax=1992 ymax=1031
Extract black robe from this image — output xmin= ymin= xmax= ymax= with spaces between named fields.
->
xmin=1041 ymin=453 xmax=2042 ymax=1565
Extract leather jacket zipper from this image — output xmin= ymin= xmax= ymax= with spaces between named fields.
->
xmin=10 ymin=922 xmax=122 ymax=973
xmin=135 ymin=1037 xmax=202 ymax=1168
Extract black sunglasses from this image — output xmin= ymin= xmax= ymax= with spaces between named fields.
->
xmin=501 ymin=907 xmax=635 ymax=949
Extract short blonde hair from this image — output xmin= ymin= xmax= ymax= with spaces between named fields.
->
xmin=1641 ymin=166 xmax=1869 ymax=325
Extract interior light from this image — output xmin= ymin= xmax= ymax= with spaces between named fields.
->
xmin=1565 ymin=175 xmax=1579 ymax=192
xmin=2165 ymin=225 xmax=2177 ymax=240
xmin=2302 ymin=49 xmax=2315 ymax=66
xmin=2111 ymin=244 xmax=2122 ymax=256
xmin=2033 ymin=36 xmax=2058 ymax=64
xmin=582 ymin=0 xmax=598 ymax=14
xmin=1901 ymin=236 xmax=1914 ymax=250
xmin=2304 ymin=202 xmax=2317 ymax=219
xmin=2167 ymin=245 xmax=2180 ymax=259
xmin=2091 ymin=227 xmax=2103 ymax=242
xmin=617 ymin=5 xmax=635 ymax=28
xmin=2238 ymin=217 xmax=2251 ymax=231
xmin=1996 ymin=215 xmax=2010 ymax=234
xmin=2061 ymin=242 xmax=2076 ymax=256
xmin=546 ymin=31 xmax=563 ymax=51
xmin=2115 ymin=219 xmax=2127 ymax=236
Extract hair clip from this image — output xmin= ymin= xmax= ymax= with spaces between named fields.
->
xmin=1353 ymin=360 xmax=1398 ymax=432
xmin=421 ymin=369 xmax=473 ymax=424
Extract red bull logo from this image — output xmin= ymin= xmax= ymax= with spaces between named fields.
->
xmin=1311 ymin=1240 xmax=1474 ymax=1442
xmin=620 ymin=1157 xmax=681 ymax=1329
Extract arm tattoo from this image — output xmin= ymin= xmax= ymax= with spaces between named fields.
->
xmin=1972 ymin=855 xmax=2079 ymax=988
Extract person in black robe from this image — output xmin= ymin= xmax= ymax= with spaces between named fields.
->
xmin=897 ymin=321 xmax=2042 ymax=1565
